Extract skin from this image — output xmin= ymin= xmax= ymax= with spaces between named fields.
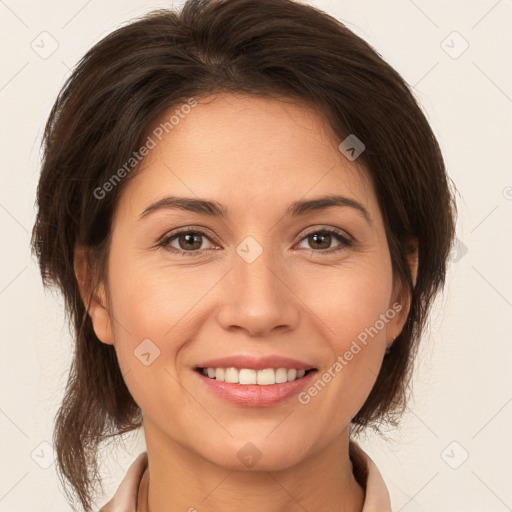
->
xmin=75 ymin=93 xmax=417 ymax=512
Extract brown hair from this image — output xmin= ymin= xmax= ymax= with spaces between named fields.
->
xmin=30 ymin=0 xmax=457 ymax=509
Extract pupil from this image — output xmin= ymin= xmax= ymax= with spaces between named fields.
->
xmin=181 ymin=233 xmax=201 ymax=250
xmin=311 ymin=233 xmax=330 ymax=249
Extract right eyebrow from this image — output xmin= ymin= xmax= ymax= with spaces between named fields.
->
xmin=139 ymin=196 xmax=228 ymax=221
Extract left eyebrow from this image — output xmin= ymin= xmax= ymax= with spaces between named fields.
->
xmin=286 ymin=195 xmax=373 ymax=225
xmin=138 ymin=194 xmax=372 ymax=226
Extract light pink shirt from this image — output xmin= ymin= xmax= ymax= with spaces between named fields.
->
xmin=100 ymin=443 xmax=392 ymax=511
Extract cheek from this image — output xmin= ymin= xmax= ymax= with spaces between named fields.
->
xmin=295 ymin=253 xmax=394 ymax=343
xmin=293 ymin=256 xmax=393 ymax=417
xmin=104 ymin=247 xmax=225 ymax=395
xmin=107 ymin=240 xmax=208 ymax=336
xmin=331 ymin=273 xmax=393 ymax=348
xmin=104 ymin=256 xmax=201 ymax=414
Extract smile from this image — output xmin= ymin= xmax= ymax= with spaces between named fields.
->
xmin=193 ymin=367 xmax=318 ymax=407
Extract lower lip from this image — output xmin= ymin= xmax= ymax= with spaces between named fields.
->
xmin=193 ymin=369 xmax=318 ymax=407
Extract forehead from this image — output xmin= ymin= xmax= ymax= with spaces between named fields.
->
xmin=116 ymin=93 xmax=376 ymax=220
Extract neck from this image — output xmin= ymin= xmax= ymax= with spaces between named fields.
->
xmin=139 ymin=421 xmax=365 ymax=512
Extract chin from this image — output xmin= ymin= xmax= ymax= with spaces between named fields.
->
xmin=204 ymin=436 xmax=308 ymax=472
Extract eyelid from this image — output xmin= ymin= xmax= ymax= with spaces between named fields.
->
xmin=297 ymin=224 xmax=353 ymax=242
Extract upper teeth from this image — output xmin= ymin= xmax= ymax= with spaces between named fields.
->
xmin=201 ymin=367 xmax=308 ymax=385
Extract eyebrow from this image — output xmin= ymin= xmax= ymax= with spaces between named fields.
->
xmin=139 ymin=194 xmax=372 ymax=225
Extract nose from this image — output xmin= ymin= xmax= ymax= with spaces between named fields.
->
xmin=216 ymin=250 xmax=300 ymax=337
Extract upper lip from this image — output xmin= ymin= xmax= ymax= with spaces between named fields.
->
xmin=195 ymin=354 xmax=316 ymax=371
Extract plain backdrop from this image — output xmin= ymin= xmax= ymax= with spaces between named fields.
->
xmin=1 ymin=0 xmax=511 ymax=510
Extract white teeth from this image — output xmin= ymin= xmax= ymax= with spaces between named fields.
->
xmin=257 ymin=368 xmax=275 ymax=385
xmin=275 ymin=368 xmax=288 ymax=383
xmin=239 ymin=369 xmax=257 ymax=385
xmin=225 ymin=367 xmax=238 ymax=383
xmin=200 ymin=367 xmax=311 ymax=385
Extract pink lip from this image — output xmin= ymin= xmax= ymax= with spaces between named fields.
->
xmin=194 ymin=354 xmax=316 ymax=371
xmin=193 ymin=368 xmax=318 ymax=407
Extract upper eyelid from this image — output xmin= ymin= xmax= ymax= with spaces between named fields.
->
xmin=298 ymin=225 xmax=352 ymax=240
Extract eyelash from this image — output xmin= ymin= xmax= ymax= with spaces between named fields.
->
xmin=157 ymin=226 xmax=353 ymax=257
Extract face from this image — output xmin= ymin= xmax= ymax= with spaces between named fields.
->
xmin=79 ymin=93 xmax=412 ymax=471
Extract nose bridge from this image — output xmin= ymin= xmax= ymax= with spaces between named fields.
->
xmin=238 ymin=247 xmax=281 ymax=301
xmin=216 ymin=239 xmax=299 ymax=336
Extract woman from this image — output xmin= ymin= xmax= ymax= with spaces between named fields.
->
xmin=30 ymin=0 xmax=457 ymax=510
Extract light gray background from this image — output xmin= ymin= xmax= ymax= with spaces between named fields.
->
xmin=1 ymin=0 xmax=511 ymax=510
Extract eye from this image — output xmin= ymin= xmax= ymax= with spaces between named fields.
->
xmin=296 ymin=228 xmax=353 ymax=253
xmin=159 ymin=228 xmax=216 ymax=256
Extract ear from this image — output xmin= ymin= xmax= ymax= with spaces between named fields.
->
xmin=386 ymin=237 xmax=418 ymax=347
xmin=74 ymin=245 xmax=114 ymax=345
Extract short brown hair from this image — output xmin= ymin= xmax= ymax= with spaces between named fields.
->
xmin=30 ymin=0 xmax=457 ymax=509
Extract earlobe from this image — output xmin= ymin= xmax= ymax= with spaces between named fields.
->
xmin=74 ymin=245 xmax=115 ymax=345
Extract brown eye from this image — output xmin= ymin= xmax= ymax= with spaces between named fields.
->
xmin=308 ymin=232 xmax=332 ymax=250
xmin=176 ymin=232 xmax=203 ymax=251
xmin=161 ymin=229 xmax=216 ymax=255
xmin=297 ymin=228 xmax=352 ymax=253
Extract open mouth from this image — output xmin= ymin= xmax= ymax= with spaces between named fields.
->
xmin=194 ymin=367 xmax=317 ymax=385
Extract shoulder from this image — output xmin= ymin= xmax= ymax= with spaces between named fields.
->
xmin=99 ymin=452 xmax=148 ymax=512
